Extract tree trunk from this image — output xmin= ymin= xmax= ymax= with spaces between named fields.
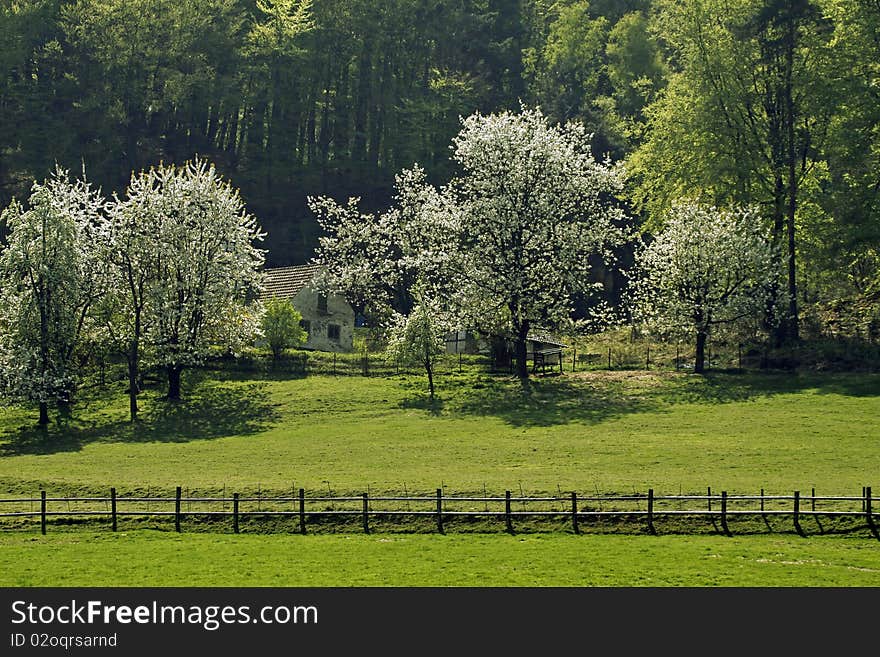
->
xmin=695 ymin=330 xmax=708 ymax=374
xmin=127 ymin=349 xmax=139 ymax=422
xmin=166 ymin=366 xmax=183 ymax=400
xmin=353 ymin=38 xmax=372 ymax=163
xmin=769 ymin=170 xmax=788 ymax=347
xmin=513 ymin=320 xmax=530 ymax=390
xmin=57 ymin=399 xmax=72 ymax=422
xmin=425 ymin=357 xmax=435 ymax=401
xmin=38 ymin=402 xmax=49 ymax=426
xmin=784 ymin=22 xmax=800 ymax=343
xmin=127 ymin=306 xmax=142 ymax=421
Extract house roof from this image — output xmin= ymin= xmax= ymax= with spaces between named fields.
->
xmin=260 ymin=264 xmax=322 ymax=300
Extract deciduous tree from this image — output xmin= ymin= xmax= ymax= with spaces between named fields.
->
xmin=442 ymin=106 xmax=630 ymax=388
xmin=120 ymin=159 xmax=266 ymax=400
xmin=633 ymin=201 xmax=779 ymax=373
xmin=260 ymin=296 xmax=307 ymax=361
xmin=385 ymin=285 xmax=449 ymax=401
xmin=0 ymin=167 xmax=107 ymax=425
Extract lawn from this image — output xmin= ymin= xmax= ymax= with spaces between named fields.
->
xmin=1 ymin=365 xmax=878 ymax=588
xmin=2 ymin=530 xmax=879 ymax=586
xmin=0 ymin=366 xmax=877 ymax=499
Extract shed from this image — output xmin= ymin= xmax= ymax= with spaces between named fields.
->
xmin=445 ymin=329 xmax=567 ymax=373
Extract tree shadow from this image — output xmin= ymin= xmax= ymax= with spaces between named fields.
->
xmin=447 ymin=375 xmax=653 ymax=427
xmin=438 ymin=370 xmax=880 ymax=428
xmin=400 ymin=394 xmax=445 ymax=416
xmin=0 ymin=381 xmax=281 ymax=456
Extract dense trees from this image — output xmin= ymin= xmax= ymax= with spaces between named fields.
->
xmin=631 ymin=0 xmax=836 ymax=345
xmin=1 ymin=0 xmax=878 ymax=357
xmin=313 ymin=106 xmax=630 ymax=388
xmin=0 ymin=159 xmax=266 ymax=423
xmin=0 ymin=0 xmax=540 ymax=265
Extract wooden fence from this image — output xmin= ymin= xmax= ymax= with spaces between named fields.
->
xmin=1 ymin=486 xmax=877 ymax=538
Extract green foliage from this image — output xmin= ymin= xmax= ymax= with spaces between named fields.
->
xmin=260 ymin=297 xmax=307 ymax=360
xmin=1 ymin=0 xmax=878 ymax=350
xmin=385 ymin=293 xmax=448 ymax=399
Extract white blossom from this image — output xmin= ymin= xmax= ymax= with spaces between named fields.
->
xmin=0 ymin=167 xmax=109 ymax=423
xmin=110 ymin=159 xmax=265 ymax=399
xmin=312 ymin=106 xmax=631 ymax=387
xmin=385 ymin=284 xmax=452 ymax=400
xmin=632 ymin=200 xmax=780 ymax=372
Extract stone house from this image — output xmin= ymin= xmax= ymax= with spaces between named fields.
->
xmin=260 ymin=263 xmax=355 ymax=352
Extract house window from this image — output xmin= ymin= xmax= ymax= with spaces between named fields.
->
xmin=328 ymin=324 xmax=341 ymax=341
xmin=300 ymin=319 xmax=311 ymax=335
xmin=317 ymin=293 xmax=328 ymax=314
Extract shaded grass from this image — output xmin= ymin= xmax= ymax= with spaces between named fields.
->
xmin=1 ymin=530 xmax=879 ymax=586
xmin=0 ymin=368 xmax=877 ymax=500
xmin=0 ymin=376 xmax=280 ymax=457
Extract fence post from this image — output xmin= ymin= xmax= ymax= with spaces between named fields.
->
xmin=571 ymin=492 xmax=579 ymax=535
xmin=233 ymin=493 xmax=239 ymax=534
xmin=646 ymin=346 xmax=650 ymax=370
xmin=362 ymin=492 xmax=369 ymax=534
xmin=505 ymin=491 xmax=513 ymax=533
xmin=175 ymin=486 xmax=182 ymax=533
xmin=40 ymin=490 xmax=46 ymax=535
xmin=721 ymin=491 xmax=730 ymax=536
xmin=811 ymin=487 xmax=816 ymax=513
xmin=867 ymin=487 xmax=877 ymax=539
xmin=793 ymin=491 xmax=804 ymax=537
xmin=647 ymin=489 xmax=655 ymax=535
xmin=707 ymin=486 xmax=712 ymax=512
xmin=299 ymin=488 xmax=306 ymax=535
xmin=111 ymin=487 xmax=117 ymax=532
xmin=436 ymin=488 xmax=444 ymax=534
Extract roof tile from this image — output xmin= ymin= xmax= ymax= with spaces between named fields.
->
xmin=260 ymin=264 xmax=322 ymax=300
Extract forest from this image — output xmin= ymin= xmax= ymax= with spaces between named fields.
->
xmin=1 ymin=0 xmax=879 ymax=343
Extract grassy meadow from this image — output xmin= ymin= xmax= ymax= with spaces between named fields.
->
xmin=0 ymin=365 xmax=877 ymax=497
xmin=1 ymin=361 xmax=878 ymax=586
xmin=2 ymin=531 xmax=879 ymax=587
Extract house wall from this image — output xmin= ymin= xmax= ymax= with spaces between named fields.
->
xmin=292 ymin=286 xmax=354 ymax=352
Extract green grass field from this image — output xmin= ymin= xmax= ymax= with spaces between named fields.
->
xmin=2 ymin=530 xmax=879 ymax=586
xmin=1 ymin=365 xmax=878 ymax=586
xmin=1 ymin=367 xmax=877 ymax=497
